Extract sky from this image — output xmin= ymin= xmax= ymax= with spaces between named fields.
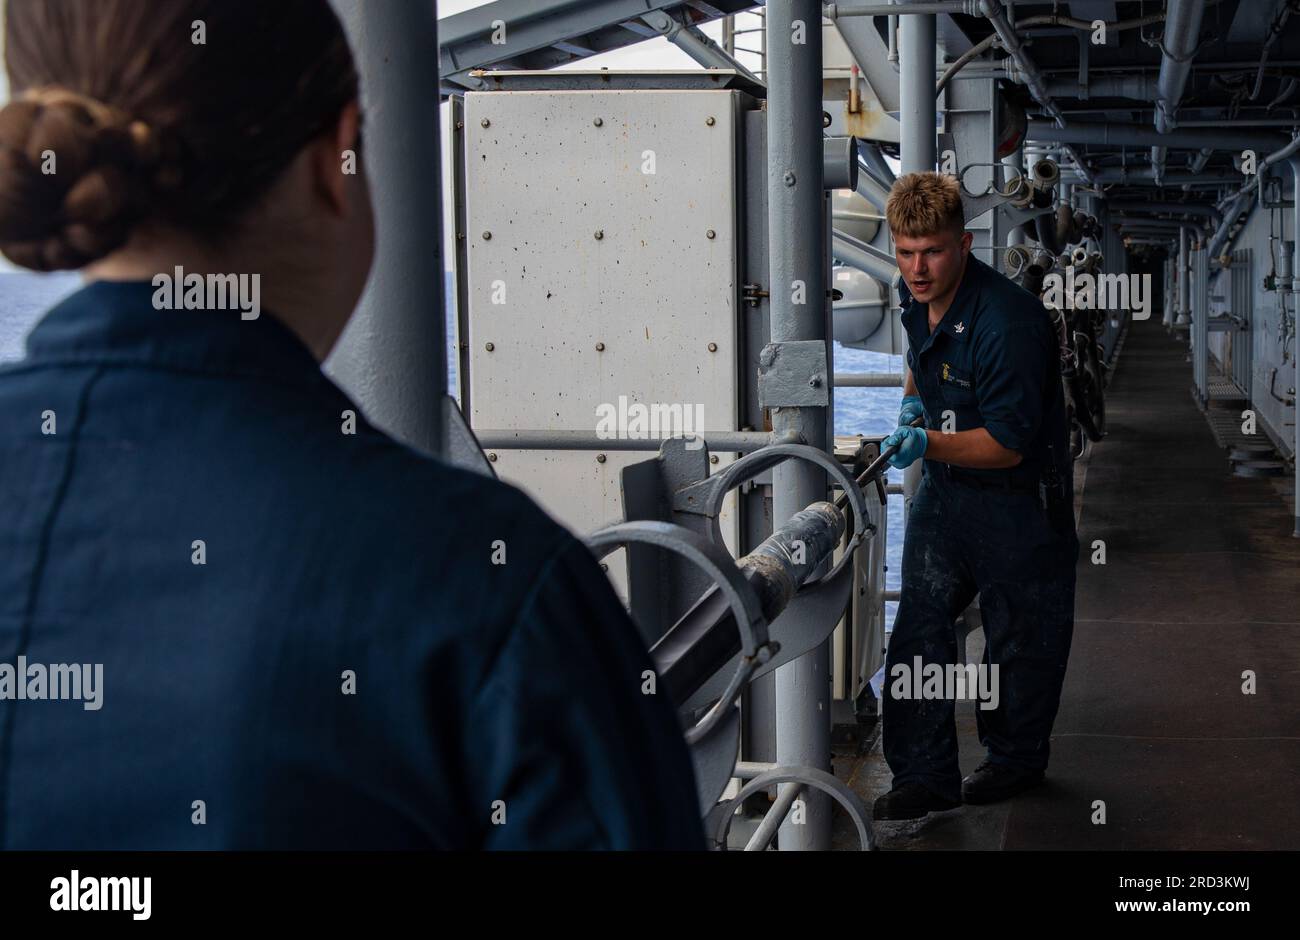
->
xmin=0 ymin=1 xmax=761 ymax=273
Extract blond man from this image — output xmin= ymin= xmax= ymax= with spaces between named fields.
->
xmin=872 ymin=172 xmax=1080 ymax=820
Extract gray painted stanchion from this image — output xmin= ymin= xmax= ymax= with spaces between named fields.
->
xmin=1176 ymin=225 xmax=1190 ymax=328
xmin=325 ymin=0 xmax=447 ymax=459
xmin=1193 ymin=246 xmax=1209 ymax=402
xmin=1289 ymin=158 xmax=1300 ymax=538
xmin=765 ymin=0 xmax=831 ymax=851
xmin=898 ymin=6 xmax=936 ymax=507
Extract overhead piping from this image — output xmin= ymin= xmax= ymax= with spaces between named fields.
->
xmin=939 ymin=12 xmax=1168 ymax=98
xmin=1208 ymin=132 xmax=1300 ymax=263
xmin=1109 ymin=201 xmax=1223 ymax=226
xmin=1155 ymin=0 xmax=1211 ymax=134
xmin=976 ymin=0 xmax=1094 ymax=185
xmin=1151 ymin=1 xmax=1228 ymax=183
xmin=1249 ymin=0 xmax=1296 ymax=102
xmin=1026 ymin=119 xmax=1287 ymax=154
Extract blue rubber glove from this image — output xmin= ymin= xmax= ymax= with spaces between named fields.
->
xmin=882 ymin=425 xmax=928 ymax=469
xmin=898 ymin=395 xmax=925 ymax=428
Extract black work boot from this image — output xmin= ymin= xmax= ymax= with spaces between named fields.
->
xmin=872 ymin=782 xmax=962 ymax=821
xmin=961 ymin=759 xmax=1045 ymax=804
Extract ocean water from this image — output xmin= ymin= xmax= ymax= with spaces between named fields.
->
xmin=0 ymin=272 xmax=903 ymax=623
xmin=0 ymin=272 xmax=81 ymax=362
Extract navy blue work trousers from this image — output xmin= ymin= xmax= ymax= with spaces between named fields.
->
xmin=882 ymin=461 xmax=1080 ymax=803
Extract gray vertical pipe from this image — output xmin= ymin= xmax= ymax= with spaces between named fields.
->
xmin=766 ymin=0 xmax=831 ymax=851
xmin=1004 ymin=145 xmax=1025 ymax=248
xmin=1289 ymin=158 xmax=1300 ymax=537
xmin=1155 ymin=0 xmax=1206 ymax=134
xmin=899 ymin=6 xmax=936 ymax=507
xmin=1176 ymin=225 xmax=1190 ymax=327
xmin=324 ymin=0 xmax=447 ymax=458
xmin=1193 ymin=243 xmax=1208 ymax=401
xmin=759 ymin=0 xmax=832 ymax=852
xmin=1170 ymin=256 xmax=1180 ymax=328
xmin=900 ymin=8 xmax=937 ymax=173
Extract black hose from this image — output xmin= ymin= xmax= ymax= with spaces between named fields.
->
xmin=1022 ymin=263 xmax=1048 ymax=297
xmin=1036 ymin=212 xmax=1063 ymax=254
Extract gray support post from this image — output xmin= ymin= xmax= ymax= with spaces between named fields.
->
xmin=1176 ymin=225 xmax=1190 ymax=327
xmin=1289 ymin=157 xmax=1300 ymax=537
xmin=899 ymin=9 xmax=937 ymax=174
xmin=1193 ymin=243 xmax=1209 ymax=402
xmin=899 ymin=5 xmax=936 ymax=507
xmin=765 ymin=0 xmax=831 ymax=851
xmin=1163 ymin=257 xmax=1174 ymax=328
xmin=324 ymin=1 xmax=447 ymax=458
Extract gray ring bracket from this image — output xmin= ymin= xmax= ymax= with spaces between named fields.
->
xmin=711 ymin=765 xmax=876 ymax=851
xmin=672 ymin=443 xmax=872 ymax=590
xmin=585 ymin=520 xmax=773 ymax=745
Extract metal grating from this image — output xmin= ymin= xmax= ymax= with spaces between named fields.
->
xmin=1199 ymin=394 xmax=1263 ymax=450
xmin=1207 ymin=368 xmax=1248 ymax=402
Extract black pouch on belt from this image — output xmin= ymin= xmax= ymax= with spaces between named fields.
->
xmin=1037 ymin=443 xmax=1070 ymax=520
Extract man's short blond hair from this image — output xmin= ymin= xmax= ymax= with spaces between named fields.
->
xmin=885 ymin=171 xmax=965 ymax=238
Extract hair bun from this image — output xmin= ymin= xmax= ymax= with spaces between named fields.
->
xmin=0 ymin=87 xmax=173 ymax=271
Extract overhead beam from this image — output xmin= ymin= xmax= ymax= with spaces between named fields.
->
xmin=1027 ymin=119 xmax=1288 ymax=154
xmin=439 ymin=0 xmax=753 ymax=87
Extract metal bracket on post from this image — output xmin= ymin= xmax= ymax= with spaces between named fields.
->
xmin=671 ymin=444 xmax=871 ymax=716
xmin=709 ymin=765 xmax=875 ymax=851
xmin=758 ymin=341 xmax=831 ymax=408
xmin=994 ymin=201 xmax=1053 ymax=228
xmin=673 ymin=442 xmax=872 ymax=572
xmin=584 ymin=521 xmax=774 ymax=747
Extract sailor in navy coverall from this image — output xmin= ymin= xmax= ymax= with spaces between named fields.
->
xmin=0 ymin=282 xmax=704 ymax=850
xmin=875 ymin=219 xmax=1080 ymax=818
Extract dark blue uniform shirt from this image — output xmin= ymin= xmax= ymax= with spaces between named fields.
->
xmin=900 ymin=255 xmax=1071 ymax=492
xmin=0 ymin=280 xmax=703 ymax=850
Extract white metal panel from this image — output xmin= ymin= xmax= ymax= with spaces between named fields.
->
xmin=463 ymin=88 xmax=742 ymax=595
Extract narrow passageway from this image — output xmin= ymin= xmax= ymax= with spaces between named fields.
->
xmin=838 ymin=320 xmax=1300 ymax=850
xmin=1005 ymin=319 xmax=1300 ymax=849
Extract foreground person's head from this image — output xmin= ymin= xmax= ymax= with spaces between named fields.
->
xmin=0 ymin=0 xmax=373 ymax=360
xmin=886 ymin=171 xmax=972 ymax=310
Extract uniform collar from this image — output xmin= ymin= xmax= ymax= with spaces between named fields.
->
xmin=23 ymin=279 xmax=328 ymax=392
xmin=900 ymin=254 xmax=985 ymax=355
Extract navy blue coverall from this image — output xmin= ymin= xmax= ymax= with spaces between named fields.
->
xmin=884 ymin=255 xmax=1080 ymax=803
xmin=0 ymin=280 xmax=703 ymax=850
